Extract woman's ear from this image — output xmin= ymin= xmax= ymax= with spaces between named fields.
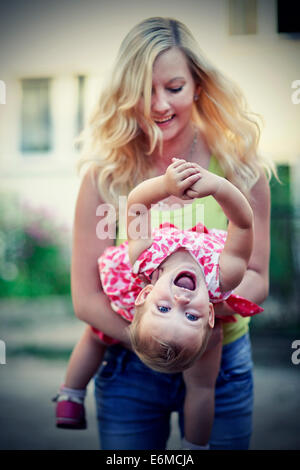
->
xmin=194 ymin=84 xmax=202 ymax=101
xmin=134 ymin=284 xmax=154 ymax=306
xmin=208 ymin=302 xmax=215 ymax=328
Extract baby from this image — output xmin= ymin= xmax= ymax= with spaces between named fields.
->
xmin=99 ymin=157 xmax=262 ymax=371
xmin=54 ymin=158 xmax=263 ymax=449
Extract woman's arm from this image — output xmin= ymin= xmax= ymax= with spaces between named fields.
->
xmin=71 ymin=164 xmax=131 ymax=347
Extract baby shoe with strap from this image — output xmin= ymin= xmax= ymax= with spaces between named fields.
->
xmin=52 ymin=386 xmax=87 ymax=430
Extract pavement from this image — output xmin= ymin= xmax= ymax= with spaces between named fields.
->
xmin=0 ymin=297 xmax=300 ymax=450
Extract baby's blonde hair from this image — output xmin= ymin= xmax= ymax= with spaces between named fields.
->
xmin=128 ymin=303 xmax=212 ymax=373
xmin=77 ymin=17 xmax=276 ymax=207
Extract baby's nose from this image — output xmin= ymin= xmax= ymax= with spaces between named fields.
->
xmin=174 ymin=294 xmax=191 ymax=305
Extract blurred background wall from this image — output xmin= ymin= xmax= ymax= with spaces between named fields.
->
xmin=0 ymin=0 xmax=300 ymax=219
xmin=0 ymin=0 xmax=300 ymax=451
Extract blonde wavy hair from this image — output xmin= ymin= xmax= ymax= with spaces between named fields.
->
xmin=77 ymin=16 xmax=276 ymax=206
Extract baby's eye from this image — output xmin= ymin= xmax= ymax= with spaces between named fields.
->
xmin=185 ymin=313 xmax=199 ymax=322
xmin=157 ymin=305 xmax=170 ymax=313
xmin=168 ymin=86 xmax=183 ymax=93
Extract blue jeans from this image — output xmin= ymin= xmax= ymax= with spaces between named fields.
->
xmin=94 ymin=333 xmax=253 ymax=450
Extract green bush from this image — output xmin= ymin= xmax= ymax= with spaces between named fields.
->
xmin=0 ymin=194 xmax=71 ymax=297
xmin=269 ymin=165 xmax=295 ymax=298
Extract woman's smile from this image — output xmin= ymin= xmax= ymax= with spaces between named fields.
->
xmin=153 ymin=114 xmax=176 ymax=126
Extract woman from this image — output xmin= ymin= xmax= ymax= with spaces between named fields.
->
xmin=72 ymin=17 xmax=274 ymax=450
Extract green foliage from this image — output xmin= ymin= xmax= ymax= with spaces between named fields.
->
xmin=0 ymin=166 xmax=297 ymax=301
xmin=0 ymin=194 xmax=71 ymax=297
xmin=269 ymin=165 xmax=294 ymax=298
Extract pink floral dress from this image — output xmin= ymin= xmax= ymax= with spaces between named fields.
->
xmin=93 ymin=223 xmax=263 ymax=344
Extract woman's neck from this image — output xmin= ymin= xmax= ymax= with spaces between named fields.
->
xmin=150 ymin=125 xmax=211 ymax=172
xmin=159 ymin=126 xmax=196 ymax=161
xmin=150 ymin=124 xmax=194 ymax=164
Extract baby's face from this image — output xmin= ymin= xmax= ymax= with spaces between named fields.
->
xmin=138 ymin=261 xmax=214 ymax=348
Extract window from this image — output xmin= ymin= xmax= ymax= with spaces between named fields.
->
xmin=228 ymin=0 xmax=257 ymax=35
xmin=76 ymin=75 xmax=86 ymax=135
xmin=21 ymin=78 xmax=52 ymax=153
xmin=0 ymin=80 xmax=6 ymax=105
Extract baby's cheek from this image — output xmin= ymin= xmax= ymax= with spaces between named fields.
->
xmin=199 ymin=296 xmax=210 ymax=315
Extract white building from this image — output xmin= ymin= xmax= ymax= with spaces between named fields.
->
xmin=0 ymin=0 xmax=300 ymax=230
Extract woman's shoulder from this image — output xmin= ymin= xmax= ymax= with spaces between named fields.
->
xmin=248 ymin=169 xmax=270 ymax=210
xmin=73 ymin=162 xmax=109 ymax=242
xmin=77 ymin=163 xmax=103 ymax=204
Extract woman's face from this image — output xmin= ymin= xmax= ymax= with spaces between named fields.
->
xmin=136 ymin=47 xmax=199 ymax=143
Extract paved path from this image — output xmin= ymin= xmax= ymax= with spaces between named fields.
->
xmin=0 ymin=355 xmax=299 ymax=450
xmin=1 ymin=298 xmax=299 ymax=450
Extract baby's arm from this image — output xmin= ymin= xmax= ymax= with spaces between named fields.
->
xmin=126 ymin=160 xmax=201 ymax=264
xmin=184 ymin=163 xmax=254 ymax=293
xmin=183 ymin=324 xmax=222 ymax=447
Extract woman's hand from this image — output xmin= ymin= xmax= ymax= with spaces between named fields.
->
xmin=164 ymin=158 xmax=201 ymax=198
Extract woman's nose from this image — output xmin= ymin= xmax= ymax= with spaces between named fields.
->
xmin=151 ymin=91 xmax=170 ymax=114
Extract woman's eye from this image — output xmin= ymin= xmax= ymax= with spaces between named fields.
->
xmin=157 ymin=305 xmax=170 ymax=313
xmin=185 ymin=313 xmax=199 ymax=322
xmin=168 ymin=86 xmax=183 ymax=93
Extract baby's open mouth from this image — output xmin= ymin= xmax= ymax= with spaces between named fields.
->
xmin=174 ymin=271 xmax=196 ymax=291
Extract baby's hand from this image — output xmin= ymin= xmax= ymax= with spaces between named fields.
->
xmin=183 ymin=164 xmax=223 ymax=200
xmin=164 ymin=158 xmax=201 ymax=198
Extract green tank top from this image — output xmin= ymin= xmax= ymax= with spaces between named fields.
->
xmin=116 ymin=156 xmax=250 ymax=345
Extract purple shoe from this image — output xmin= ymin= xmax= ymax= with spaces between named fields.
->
xmin=53 ymin=395 xmax=87 ymax=430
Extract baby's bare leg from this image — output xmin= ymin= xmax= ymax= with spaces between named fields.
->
xmin=64 ymin=325 xmax=107 ymax=389
xmin=183 ymin=324 xmax=223 ymax=446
